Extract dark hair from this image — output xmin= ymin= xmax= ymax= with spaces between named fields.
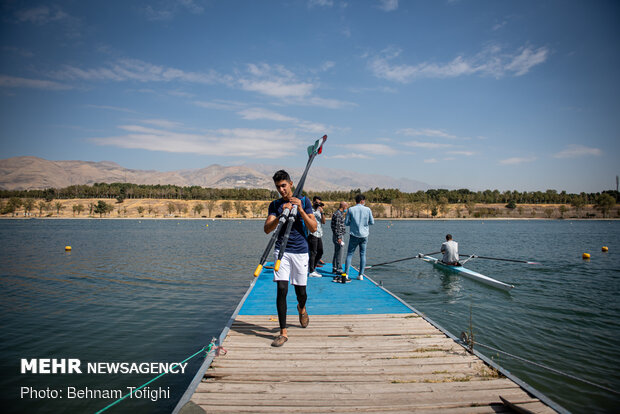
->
xmin=272 ymin=170 xmax=291 ymax=183
xmin=312 ymin=196 xmax=322 ymax=202
xmin=446 ymin=234 xmax=452 ymax=240
xmin=355 ymin=194 xmax=365 ymax=204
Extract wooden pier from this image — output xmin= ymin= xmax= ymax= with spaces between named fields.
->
xmin=175 ymin=264 xmax=563 ymax=413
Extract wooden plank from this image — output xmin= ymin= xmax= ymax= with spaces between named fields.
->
xmin=194 ymin=378 xmax=521 ymax=394
xmin=187 ymin=313 xmax=557 ymax=414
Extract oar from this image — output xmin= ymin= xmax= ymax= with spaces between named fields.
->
xmin=274 ymin=135 xmax=327 ymax=272
xmin=366 ymin=252 xmax=441 ymax=269
xmin=460 ymin=254 xmax=540 ymax=265
xmin=253 ymin=135 xmax=327 ymax=277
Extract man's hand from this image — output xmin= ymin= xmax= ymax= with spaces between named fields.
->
xmin=288 ymin=197 xmax=302 ymax=210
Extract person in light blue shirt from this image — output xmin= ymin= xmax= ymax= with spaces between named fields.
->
xmin=342 ymin=194 xmax=374 ymax=281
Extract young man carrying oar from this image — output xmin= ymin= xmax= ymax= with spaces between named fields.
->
xmin=264 ymin=170 xmax=317 ymax=347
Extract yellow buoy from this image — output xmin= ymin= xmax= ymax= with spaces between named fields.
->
xmin=65 ymin=246 xmax=72 ymax=251
xmin=602 ymin=246 xmax=608 ymax=252
xmin=206 ymin=224 xmax=209 ymax=227
xmin=582 ymin=253 xmax=590 ymax=259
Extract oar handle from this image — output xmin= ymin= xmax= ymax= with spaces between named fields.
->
xmin=253 ymin=209 xmax=291 ymax=277
xmin=274 ymin=205 xmax=298 ymax=271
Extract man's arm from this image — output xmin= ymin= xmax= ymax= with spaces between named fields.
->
xmin=264 ymin=214 xmax=279 ymax=234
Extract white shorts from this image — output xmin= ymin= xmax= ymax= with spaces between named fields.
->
xmin=273 ymin=250 xmax=308 ymax=286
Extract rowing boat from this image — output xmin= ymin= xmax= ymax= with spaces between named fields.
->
xmin=420 ymin=255 xmax=515 ymax=291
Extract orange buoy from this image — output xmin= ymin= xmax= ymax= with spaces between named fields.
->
xmin=65 ymin=246 xmax=72 ymax=251
xmin=602 ymin=246 xmax=608 ymax=252
xmin=582 ymin=253 xmax=590 ymax=259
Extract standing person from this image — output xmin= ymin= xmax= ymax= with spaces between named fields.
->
xmin=308 ymin=196 xmax=326 ymax=277
xmin=440 ymin=234 xmax=460 ymax=265
xmin=330 ymin=201 xmax=348 ymax=275
xmin=342 ymin=194 xmax=374 ymax=282
xmin=264 ymin=170 xmax=317 ymax=347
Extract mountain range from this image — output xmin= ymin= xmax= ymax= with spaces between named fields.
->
xmin=0 ymin=156 xmax=432 ymax=192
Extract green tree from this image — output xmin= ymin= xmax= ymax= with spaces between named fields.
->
xmin=596 ymin=194 xmax=616 ymax=218
xmin=23 ymin=198 xmax=35 ymax=216
xmin=167 ymin=202 xmax=176 ymax=215
xmin=234 ymin=201 xmax=248 ymax=217
xmin=570 ymin=197 xmax=586 ymax=217
xmin=137 ymin=206 xmax=145 ymax=216
xmin=38 ymin=200 xmax=48 ymax=217
xmin=505 ymin=200 xmax=517 ymax=210
xmin=559 ymin=205 xmax=568 ymax=218
xmin=206 ymin=200 xmax=217 ymax=217
xmin=54 ymin=201 xmax=64 ymax=215
xmin=221 ymin=201 xmax=232 ymax=217
xmin=544 ymin=208 xmax=554 ymax=218
xmin=72 ymin=204 xmax=84 ymax=216
xmin=94 ymin=200 xmax=111 ymax=217
xmin=193 ymin=203 xmax=204 ymax=216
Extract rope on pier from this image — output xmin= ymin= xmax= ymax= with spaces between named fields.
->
xmin=95 ymin=339 xmax=225 ymax=413
xmin=468 ymin=340 xmax=620 ymax=396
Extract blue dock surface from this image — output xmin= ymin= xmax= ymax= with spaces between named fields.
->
xmin=175 ymin=262 xmax=562 ymax=414
xmin=240 ymin=262 xmax=411 ymax=315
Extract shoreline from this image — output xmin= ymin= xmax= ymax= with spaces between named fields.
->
xmin=1 ymin=197 xmax=616 ymax=220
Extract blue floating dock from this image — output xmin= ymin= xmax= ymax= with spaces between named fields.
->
xmin=240 ymin=262 xmax=411 ymax=315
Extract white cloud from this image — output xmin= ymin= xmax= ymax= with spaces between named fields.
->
xmin=140 ymin=119 xmax=185 ymax=129
xmin=52 ymin=59 xmax=227 ymax=85
xmin=15 ymin=6 xmax=69 ymax=24
xmin=85 ymin=104 xmax=138 ymax=113
xmin=499 ymin=156 xmax=537 ymax=165
xmin=330 ymin=153 xmax=372 ymax=159
xmin=144 ymin=0 xmax=205 ymax=21
xmin=168 ymin=90 xmax=194 ymax=98
xmin=398 ymin=128 xmax=458 ymax=139
xmin=90 ymin=124 xmax=301 ymax=158
xmin=238 ymin=108 xmax=297 ymax=123
xmin=239 ymin=63 xmax=314 ymax=98
xmin=448 ymin=150 xmax=475 ymax=156
xmin=343 ymin=143 xmax=399 ymax=156
xmin=308 ymin=0 xmax=334 ymax=7
xmin=377 ymin=0 xmax=398 ymax=12
xmin=424 ymin=158 xmax=438 ymax=163
xmin=405 ymin=141 xmax=452 ymax=149
xmin=553 ymin=145 xmax=602 ymax=159
xmin=369 ymin=44 xmax=549 ymax=83
xmin=236 ymin=107 xmax=327 ymax=133
xmin=194 ymin=100 xmax=246 ymax=111
xmin=0 ymin=74 xmax=71 ymax=90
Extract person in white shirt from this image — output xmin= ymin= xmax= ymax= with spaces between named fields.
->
xmin=440 ymin=234 xmax=460 ymax=265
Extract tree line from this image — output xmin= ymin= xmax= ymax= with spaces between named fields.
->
xmin=1 ymin=182 xmax=617 ymax=206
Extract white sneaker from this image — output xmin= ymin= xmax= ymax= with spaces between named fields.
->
xmin=357 ymin=274 xmax=364 ymax=280
xmin=309 ymin=271 xmax=321 ymax=277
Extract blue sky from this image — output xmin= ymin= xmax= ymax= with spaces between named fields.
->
xmin=0 ymin=0 xmax=618 ymax=193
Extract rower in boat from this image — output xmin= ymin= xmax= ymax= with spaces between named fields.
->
xmin=440 ymin=234 xmax=461 ymax=266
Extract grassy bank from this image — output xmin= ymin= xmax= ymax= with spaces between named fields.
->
xmin=1 ymin=198 xmax=617 ymax=219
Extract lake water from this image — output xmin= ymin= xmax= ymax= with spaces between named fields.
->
xmin=0 ymin=219 xmax=618 ymax=413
